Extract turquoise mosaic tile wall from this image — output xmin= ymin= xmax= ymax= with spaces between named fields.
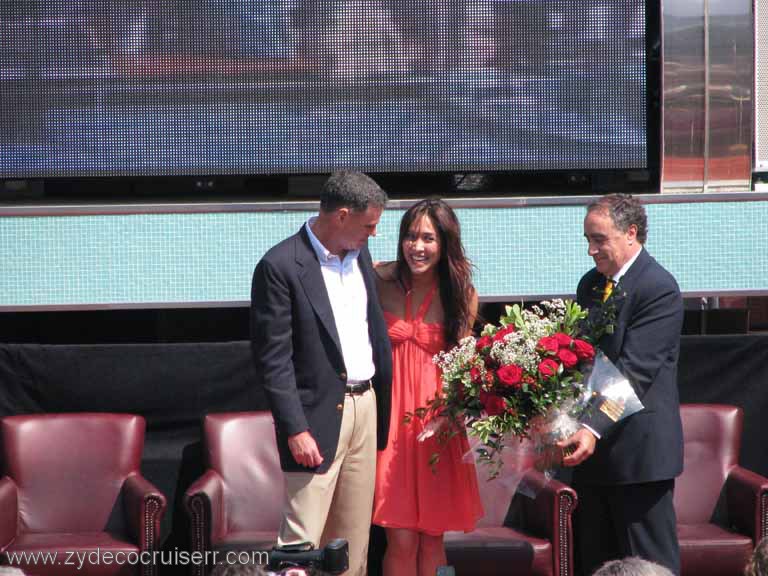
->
xmin=1 ymin=201 xmax=767 ymax=308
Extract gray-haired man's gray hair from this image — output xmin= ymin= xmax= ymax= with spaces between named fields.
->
xmin=592 ymin=557 xmax=674 ymax=576
xmin=746 ymin=536 xmax=768 ymax=576
xmin=209 ymin=562 xmax=269 ymax=576
xmin=587 ymin=193 xmax=648 ymax=245
xmin=320 ymin=171 xmax=388 ymax=213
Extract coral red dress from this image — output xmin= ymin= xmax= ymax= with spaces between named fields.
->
xmin=373 ymin=284 xmax=484 ymax=535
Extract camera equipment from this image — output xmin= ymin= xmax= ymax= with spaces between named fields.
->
xmin=268 ymin=539 xmax=348 ymax=575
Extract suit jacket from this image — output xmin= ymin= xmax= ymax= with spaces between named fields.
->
xmin=575 ymin=248 xmax=684 ymax=485
xmin=250 ymin=226 xmax=393 ymax=474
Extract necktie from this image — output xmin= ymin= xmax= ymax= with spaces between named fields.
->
xmin=602 ymin=279 xmax=614 ymax=303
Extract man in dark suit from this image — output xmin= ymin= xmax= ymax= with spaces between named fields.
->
xmin=559 ymin=194 xmax=684 ymax=575
xmin=250 ymin=172 xmax=392 ymax=576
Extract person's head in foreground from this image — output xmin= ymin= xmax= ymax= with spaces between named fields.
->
xmin=745 ymin=536 xmax=768 ymax=576
xmin=210 ymin=562 xmax=312 ymax=576
xmin=591 ymin=556 xmax=674 ymax=576
xmin=209 ymin=563 xmax=269 ymax=576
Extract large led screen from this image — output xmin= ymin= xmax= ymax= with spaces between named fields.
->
xmin=0 ymin=0 xmax=648 ymax=178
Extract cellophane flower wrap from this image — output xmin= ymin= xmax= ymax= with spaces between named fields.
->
xmin=408 ymin=299 xmax=642 ymax=484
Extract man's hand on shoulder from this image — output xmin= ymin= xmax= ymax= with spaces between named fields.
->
xmin=558 ymin=428 xmax=597 ymax=467
xmin=288 ymin=430 xmax=324 ymax=468
xmin=373 ymin=261 xmax=397 ymax=281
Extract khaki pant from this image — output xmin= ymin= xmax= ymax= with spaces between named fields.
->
xmin=279 ymin=388 xmax=377 ymax=576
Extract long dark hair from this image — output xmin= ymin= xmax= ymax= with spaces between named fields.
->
xmin=395 ymin=198 xmax=474 ymax=347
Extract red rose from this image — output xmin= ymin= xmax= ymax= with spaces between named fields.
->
xmin=479 ymin=390 xmax=507 ymax=416
xmin=573 ymin=339 xmax=596 ymax=361
xmin=476 ymin=335 xmax=493 ymax=351
xmin=557 ymin=348 xmax=579 ymax=368
xmin=537 ymin=336 xmax=559 ymax=354
xmin=553 ymin=332 xmax=573 ymax=348
xmin=469 ymin=366 xmax=483 ymax=384
xmin=496 ymin=364 xmax=523 ymax=388
xmin=492 ymin=325 xmax=516 ymax=343
xmin=538 ymin=358 xmax=560 ymax=378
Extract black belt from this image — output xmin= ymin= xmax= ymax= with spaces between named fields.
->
xmin=345 ymin=379 xmax=372 ymax=395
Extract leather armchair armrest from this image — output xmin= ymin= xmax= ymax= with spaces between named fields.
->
xmin=508 ymin=471 xmax=577 ymax=538
xmin=0 ymin=476 xmax=19 ymax=550
xmin=123 ymin=473 xmax=168 ymax=551
xmin=725 ymin=465 xmax=768 ymax=541
xmin=506 ymin=470 xmax=578 ymax=576
xmin=185 ymin=470 xmax=225 ymax=576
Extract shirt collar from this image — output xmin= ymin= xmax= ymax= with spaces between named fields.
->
xmin=305 ymin=217 xmax=359 ymax=264
xmin=612 ymin=247 xmax=642 ymax=284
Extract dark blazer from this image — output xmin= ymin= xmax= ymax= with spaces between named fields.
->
xmin=250 ymin=226 xmax=392 ymax=474
xmin=575 ymin=248 xmax=684 ymax=485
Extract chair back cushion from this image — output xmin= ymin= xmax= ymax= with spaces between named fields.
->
xmin=674 ymin=404 xmax=742 ymax=524
xmin=204 ymin=412 xmax=284 ymax=533
xmin=1 ymin=413 xmax=144 ymax=533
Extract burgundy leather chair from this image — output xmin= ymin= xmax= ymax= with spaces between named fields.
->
xmin=184 ymin=412 xmax=283 ymax=576
xmin=0 ymin=413 xmax=167 ymax=576
xmin=444 ymin=452 xmax=578 ymax=576
xmin=676 ymin=404 xmax=768 ymax=576
xmin=186 ymin=413 xmax=577 ymax=576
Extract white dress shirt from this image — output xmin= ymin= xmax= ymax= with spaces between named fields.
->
xmin=612 ymin=246 xmax=642 ymax=286
xmin=305 ymin=218 xmax=375 ymax=382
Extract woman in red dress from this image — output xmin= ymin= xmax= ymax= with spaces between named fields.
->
xmin=373 ymin=198 xmax=483 ymax=576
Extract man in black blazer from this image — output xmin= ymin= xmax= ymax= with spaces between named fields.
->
xmin=559 ymin=194 xmax=684 ymax=575
xmin=250 ymin=172 xmax=392 ymax=576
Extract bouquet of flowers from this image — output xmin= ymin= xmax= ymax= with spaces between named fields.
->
xmin=407 ymin=299 xmax=641 ymax=479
